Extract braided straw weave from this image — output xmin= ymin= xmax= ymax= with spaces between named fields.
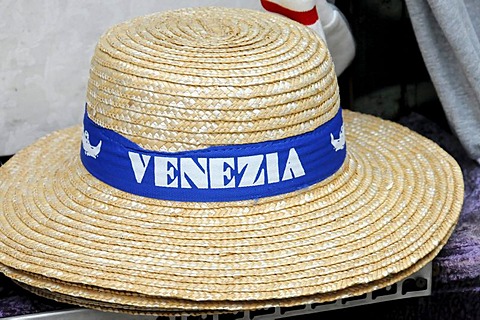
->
xmin=0 ymin=7 xmax=464 ymax=315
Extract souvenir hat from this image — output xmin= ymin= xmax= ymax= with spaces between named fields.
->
xmin=0 ymin=6 xmax=464 ymax=316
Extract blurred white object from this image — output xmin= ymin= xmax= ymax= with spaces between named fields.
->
xmin=260 ymin=0 xmax=327 ymax=40
xmin=317 ymin=0 xmax=356 ymax=75
xmin=0 ymin=0 xmax=355 ymax=156
xmin=261 ymin=0 xmax=355 ymax=76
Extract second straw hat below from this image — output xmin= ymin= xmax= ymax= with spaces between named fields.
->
xmin=0 ymin=6 xmax=464 ymax=315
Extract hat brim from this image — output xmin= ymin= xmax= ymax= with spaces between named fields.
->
xmin=0 ymin=110 xmax=463 ymax=308
xmin=1 ymin=233 xmax=450 ymax=315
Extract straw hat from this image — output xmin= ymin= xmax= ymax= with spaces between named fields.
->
xmin=0 ymin=6 xmax=463 ymax=316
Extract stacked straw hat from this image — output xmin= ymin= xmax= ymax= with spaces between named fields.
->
xmin=0 ymin=6 xmax=464 ymax=316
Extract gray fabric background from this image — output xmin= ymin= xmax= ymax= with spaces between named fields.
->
xmin=404 ymin=0 xmax=480 ymax=164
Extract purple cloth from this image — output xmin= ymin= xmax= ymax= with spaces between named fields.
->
xmin=0 ymin=277 xmax=70 ymax=318
xmin=0 ymin=112 xmax=479 ymax=318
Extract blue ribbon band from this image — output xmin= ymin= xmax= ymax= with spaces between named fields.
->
xmin=80 ymin=108 xmax=346 ymax=202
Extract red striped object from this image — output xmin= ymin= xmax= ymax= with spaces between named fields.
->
xmin=260 ymin=0 xmax=319 ymax=26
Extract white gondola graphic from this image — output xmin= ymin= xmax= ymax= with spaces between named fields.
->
xmin=82 ymin=130 xmax=102 ymax=158
xmin=330 ymin=125 xmax=345 ymax=152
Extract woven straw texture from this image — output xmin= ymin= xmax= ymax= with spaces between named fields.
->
xmin=0 ymin=6 xmax=464 ymax=315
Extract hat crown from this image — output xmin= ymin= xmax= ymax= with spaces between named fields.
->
xmin=86 ymin=7 xmax=340 ymax=152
